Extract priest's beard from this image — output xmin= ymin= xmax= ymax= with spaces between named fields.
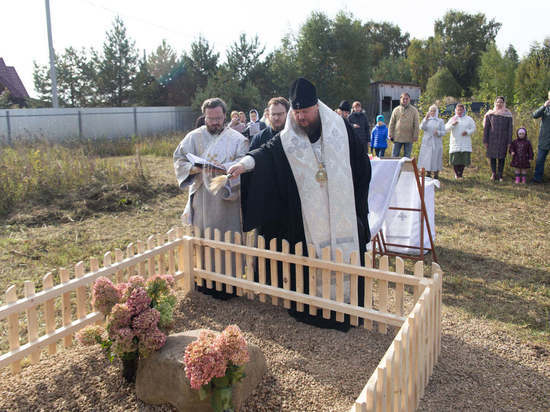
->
xmin=206 ymin=124 xmax=223 ymax=135
xmin=299 ymin=116 xmax=322 ymax=142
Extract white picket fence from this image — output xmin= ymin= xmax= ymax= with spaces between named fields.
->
xmin=0 ymin=226 xmax=442 ymax=411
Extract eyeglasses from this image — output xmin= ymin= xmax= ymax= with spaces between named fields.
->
xmin=270 ymin=112 xmax=286 ymax=118
xmin=205 ymin=116 xmax=225 ymax=122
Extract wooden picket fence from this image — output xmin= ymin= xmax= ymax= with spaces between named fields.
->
xmin=0 ymin=226 xmax=442 ymax=411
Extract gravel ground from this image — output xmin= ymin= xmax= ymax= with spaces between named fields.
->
xmin=1 ymin=292 xmax=548 ymax=411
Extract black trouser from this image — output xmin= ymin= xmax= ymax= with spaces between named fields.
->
xmin=490 ymin=158 xmax=505 ymax=177
xmin=453 ymin=165 xmax=465 ymax=177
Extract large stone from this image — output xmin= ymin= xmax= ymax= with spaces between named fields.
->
xmin=136 ymin=329 xmax=266 ymax=411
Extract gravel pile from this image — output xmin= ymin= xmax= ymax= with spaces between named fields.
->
xmin=0 ymin=291 xmax=395 ymax=411
xmin=1 ymin=293 xmax=548 ymax=411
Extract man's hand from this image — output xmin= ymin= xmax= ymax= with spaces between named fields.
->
xmin=545 ymin=100 xmax=550 ymax=107
xmin=352 ymin=123 xmax=360 ymax=128
xmin=227 ymin=163 xmax=245 ymax=177
xmin=462 ymin=131 xmax=468 ymax=136
xmin=189 ymin=166 xmax=201 ymax=175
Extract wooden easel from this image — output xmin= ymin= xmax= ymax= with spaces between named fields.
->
xmin=371 ymin=158 xmax=438 ymax=265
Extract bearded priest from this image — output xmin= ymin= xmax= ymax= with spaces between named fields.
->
xmin=228 ymin=78 xmax=371 ymax=330
xmin=174 ymin=97 xmax=249 ymax=298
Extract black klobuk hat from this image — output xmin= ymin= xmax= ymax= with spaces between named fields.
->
xmin=289 ymin=78 xmax=318 ymax=110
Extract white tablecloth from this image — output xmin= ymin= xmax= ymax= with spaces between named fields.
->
xmin=368 ymin=158 xmax=438 ymax=254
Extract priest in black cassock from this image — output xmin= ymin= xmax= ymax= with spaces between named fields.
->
xmin=228 ymin=78 xmax=371 ymax=331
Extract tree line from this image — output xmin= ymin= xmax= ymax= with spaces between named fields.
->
xmin=21 ymin=10 xmax=550 ymax=112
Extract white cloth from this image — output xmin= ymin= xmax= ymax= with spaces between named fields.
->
xmin=173 ymin=126 xmax=249 ymax=231
xmin=367 ymin=158 xmax=407 ymax=238
xmin=445 ymin=115 xmax=476 ymax=153
xmin=380 ymin=172 xmax=438 ymax=254
xmin=418 ymin=117 xmax=446 ymax=171
xmin=280 ymin=100 xmax=359 ymax=263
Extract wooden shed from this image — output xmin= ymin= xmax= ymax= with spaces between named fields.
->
xmin=367 ymin=81 xmax=421 ymax=124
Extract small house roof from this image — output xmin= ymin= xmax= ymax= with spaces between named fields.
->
xmin=0 ymin=58 xmax=29 ymax=99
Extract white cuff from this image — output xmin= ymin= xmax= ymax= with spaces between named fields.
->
xmin=239 ymin=155 xmax=256 ymax=171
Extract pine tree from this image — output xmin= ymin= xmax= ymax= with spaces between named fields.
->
xmin=95 ymin=16 xmax=138 ymax=106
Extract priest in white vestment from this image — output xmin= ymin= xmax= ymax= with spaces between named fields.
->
xmin=173 ymin=98 xmax=249 ymax=235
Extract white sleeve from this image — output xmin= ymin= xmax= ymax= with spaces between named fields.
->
xmin=239 ymin=155 xmax=256 ymax=171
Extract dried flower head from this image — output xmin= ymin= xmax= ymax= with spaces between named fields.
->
xmin=92 ymin=276 xmax=121 ymax=315
xmin=126 ymin=287 xmax=151 ymax=315
xmin=76 ymin=325 xmax=105 ymax=346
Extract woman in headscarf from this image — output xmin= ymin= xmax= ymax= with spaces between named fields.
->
xmin=445 ymin=103 xmax=476 ymax=179
xmin=483 ymin=96 xmax=514 ymax=181
xmin=418 ymin=104 xmax=446 ymax=179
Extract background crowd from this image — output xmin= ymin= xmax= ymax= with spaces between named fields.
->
xmin=217 ymin=91 xmax=549 ymax=185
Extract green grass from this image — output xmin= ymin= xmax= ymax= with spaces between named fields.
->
xmin=0 ymin=123 xmax=548 ymax=354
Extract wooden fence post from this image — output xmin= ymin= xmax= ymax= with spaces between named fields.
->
xmin=147 ymin=236 xmax=156 ymax=278
xmin=295 ymin=242 xmax=304 ymax=312
xmin=413 ymin=261 xmax=424 ymax=302
xmin=182 ymin=236 xmax=194 ymax=294
xmin=282 ymin=240 xmax=291 ymax=308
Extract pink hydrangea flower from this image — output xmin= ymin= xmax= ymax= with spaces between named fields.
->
xmin=111 ymin=327 xmax=137 ymax=355
xmin=216 ymin=325 xmax=249 ymax=366
xmin=132 ymin=308 xmax=161 ymax=335
xmin=122 ymin=275 xmax=146 ymax=299
xmin=126 ymin=287 xmax=151 ymax=315
xmin=76 ymin=325 xmax=105 ymax=346
xmin=108 ymin=303 xmax=132 ymax=335
xmin=184 ymin=331 xmax=227 ymax=389
xmin=138 ymin=327 xmax=167 ymax=358
xmin=92 ymin=276 xmax=121 ymax=315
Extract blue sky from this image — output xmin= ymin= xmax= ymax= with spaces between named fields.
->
xmin=4 ymin=0 xmax=549 ymax=98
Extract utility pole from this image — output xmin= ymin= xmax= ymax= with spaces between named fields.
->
xmin=45 ymin=0 xmax=59 ymax=108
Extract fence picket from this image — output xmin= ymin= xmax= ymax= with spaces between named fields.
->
xmin=167 ymin=230 xmax=176 ymax=277
xmin=126 ymin=243 xmax=136 ymax=277
xmin=282 ymin=240 xmax=291 ymax=309
xmin=321 ymin=247 xmax=331 ymax=319
xmin=75 ymin=262 xmax=87 ymax=320
xmin=363 ymin=251 xmax=373 ymax=330
xmin=59 ymin=268 xmax=72 ymax=348
xmin=136 ymin=241 xmax=145 ymax=277
xmin=245 ymin=232 xmax=256 ymax=300
xmin=308 ymin=244 xmax=317 ymax=316
xmin=295 ymin=242 xmax=304 ymax=312
xmin=334 ymin=249 xmax=344 ymax=322
xmin=204 ymin=228 xmax=213 ymax=290
xmin=269 ymin=238 xmax=278 ymax=305
xmin=6 ymin=285 xmax=21 ymax=373
xmin=350 ymin=251 xmax=359 ymax=326
xmin=193 ymin=227 xmax=203 ymax=287
xmin=43 ymin=272 xmax=56 ymax=355
xmin=395 ymin=257 xmax=405 ymax=316
xmin=378 ymin=256 xmax=389 ymax=334
xmin=156 ymin=235 xmax=165 ymax=276
xmin=224 ymin=231 xmax=234 ymax=295
xmin=257 ymin=236 xmax=266 ymax=302
xmin=375 ymin=364 xmax=387 ymax=412
xmin=234 ymin=232 xmax=243 ymax=297
xmin=24 ymin=281 xmax=40 ymax=364
xmin=115 ymin=248 xmax=124 ymax=283
xmin=214 ymin=229 xmax=223 ymax=292
xmin=413 ymin=261 xmax=424 ymax=302
xmin=147 ymin=235 xmax=156 ymax=279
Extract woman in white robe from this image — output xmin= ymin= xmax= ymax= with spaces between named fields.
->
xmin=418 ymin=105 xmax=446 ymax=178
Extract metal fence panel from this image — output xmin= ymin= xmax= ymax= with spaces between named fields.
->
xmin=0 ymin=106 xmax=196 ymax=142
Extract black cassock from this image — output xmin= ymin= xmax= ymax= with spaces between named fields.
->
xmin=241 ymin=122 xmax=371 ymax=329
